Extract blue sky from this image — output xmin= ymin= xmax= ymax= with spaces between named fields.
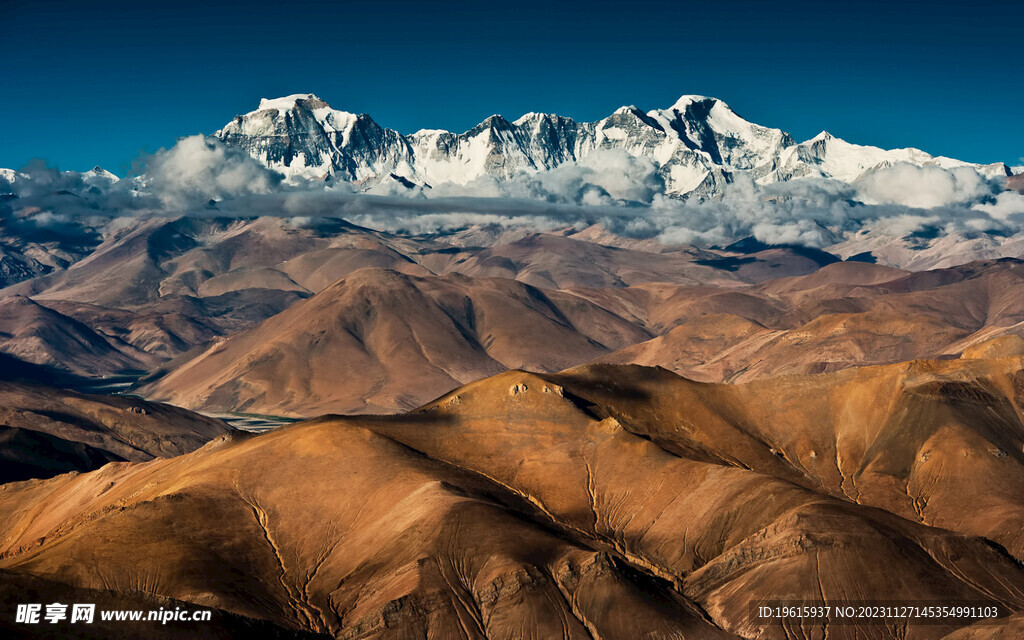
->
xmin=3 ymin=0 xmax=1021 ymax=173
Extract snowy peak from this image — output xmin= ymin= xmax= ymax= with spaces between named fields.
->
xmin=663 ymin=93 xmax=712 ymax=109
xmin=472 ymin=114 xmax=514 ymax=132
xmin=88 ymin=166 xmax=119 ymax=182
xmin=256 ymin=93 xmax=327 ymax=112
xmin=776 ymin=131 xmax=1011 ymax=182
xmin=214 ymin=93 xmax=1010 ymax=196
xmin=216 ymin=94 xmax=386 ymax=181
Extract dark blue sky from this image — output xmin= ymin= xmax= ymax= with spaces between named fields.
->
xmin=4 ymin=0 xmax=1022 ymax=173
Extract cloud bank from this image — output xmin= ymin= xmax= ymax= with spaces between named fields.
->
xmin=4 ymin=136 xmax=1023 ymax=253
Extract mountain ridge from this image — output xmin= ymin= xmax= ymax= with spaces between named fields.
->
xmin=5 ymin=361 xmax=1024 ymax=638
xmin=140 ymin=258 xmax=1024 ymax=416
xmin=213 ymin=93 xmax=1012 ymax=196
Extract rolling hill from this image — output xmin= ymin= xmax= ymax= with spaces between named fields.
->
xmin=3 ymin=361 xmax=1023 ymax=638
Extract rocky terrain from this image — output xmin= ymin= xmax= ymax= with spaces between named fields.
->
xmin=2 ymin=361 xmax=1023 ymax=638
xmin=0 ymin=379 xmax=230 ymax=484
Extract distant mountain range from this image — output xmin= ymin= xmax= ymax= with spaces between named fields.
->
xmin=0 ymin=93 xmax=1021 ymax=301
xmin=214 ymin=93 xmax=1013 ymax=196
xmin=1 ymin=93 xmax=1016 ymax=203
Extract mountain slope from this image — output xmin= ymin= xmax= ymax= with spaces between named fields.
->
xmin=141 ymin=268 xmax=653 ymax=415
xmin=139 ymin=258 xmax=1024 ymax=416
xmin=0 ymin=295 xmax=159 ymax=376
xmin=595 ymin=259 xmax=1024 ymax=382
xmin=1 ymin=215 xmax=828 ymax=307
xmin=0 ymin=380 xmax=230 ymax=483
xmin=542 ymin=361 xmax=1024 ymax=560
xmin=3 ymin=362 xmax=1023 ymax=638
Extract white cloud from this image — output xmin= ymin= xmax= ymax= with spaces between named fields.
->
xmin=972 ymin=191 xmax=1024 ymax=221
xmin=428 ymin=149 xmax=663 ymax=206
xmin=854 ymin=163 xmax=991 ymax=209
xmin=145 ymin=135 xmax=281 ymax=208
xmin=6 ymin=143 xmax=1023 ymax=258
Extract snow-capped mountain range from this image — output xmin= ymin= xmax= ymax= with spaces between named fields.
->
xmin=0 ymin=166 xmax=118 ymax=189
xmin=214 ymin=93 xmax=1012 ymax=197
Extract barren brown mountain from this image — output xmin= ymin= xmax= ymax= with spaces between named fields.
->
xmin=0 ymin=381 xmax=230 ymax=483
xmin=595 ymin=259 xmax=1024 ymax=382
xmin=142 ymin=268 xmax=652 ymax=415
xmin=0 ymin=217 xmax=830 ymax=308
xmin=2 ymin=361 xmax=1023 ymax=639
xmin=0 ymin=295 xmax=159 ymax=377
xmin=0 ymin=217 xmax=832 ymax=381
xmin=0 ymin=217 xmax=439 ymax=316
xmin=143 ymin=259 xmax=1024 ymax=416
xmin=436 ymin=233 xmax=832 ymax=289
xmin=43 ymin=289 xmax=307 ymax=359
